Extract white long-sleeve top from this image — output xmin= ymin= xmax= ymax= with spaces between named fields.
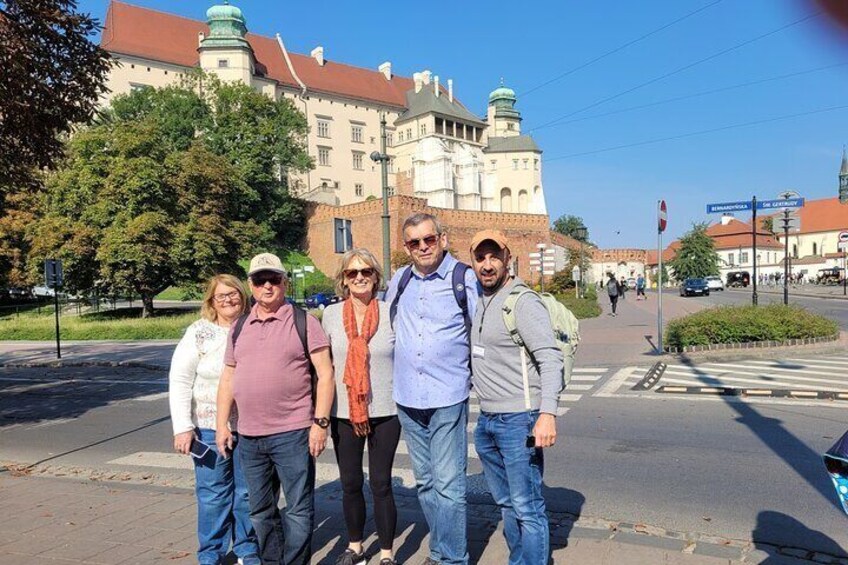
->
xmin=168 ymin=318 xmax=237 ymax=434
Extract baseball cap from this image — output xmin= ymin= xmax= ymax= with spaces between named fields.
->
xmin=470 ymin=230 xmax=510 ymax=253
xmin=247 ymin=253 xmax=287 ymax=277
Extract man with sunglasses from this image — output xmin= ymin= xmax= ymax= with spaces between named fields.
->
xmin=216 ymin=253 xmax=335 ymax=565
xmin=385 ymin=213 xmax=480 ymax=565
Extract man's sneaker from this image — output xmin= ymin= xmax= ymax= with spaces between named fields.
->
xmin=379 ymin=559 xmax=398 ymax=565
xmin=335 ymin=548 xmax=367 ymax=565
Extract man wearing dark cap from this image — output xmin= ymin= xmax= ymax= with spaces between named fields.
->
xmin=469 ymin=231 xmax=564 ymax=565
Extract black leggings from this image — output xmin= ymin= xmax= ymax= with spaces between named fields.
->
xmin=609 ymin=295 xmax=619 ymax=313
xmin=330 ymin=416 xmax=401 ymax=550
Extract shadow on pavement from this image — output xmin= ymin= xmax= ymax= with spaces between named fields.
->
xmin=678 ymin=356 xmax=847 ymax=554
xmin=752 ymin=510 xmax=846 ymax=561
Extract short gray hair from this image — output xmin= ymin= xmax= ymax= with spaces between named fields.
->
xmin=334 ymin=247 xmax=384 ymax=299
xmin=402 ymin=212 xmax=443 ymax=236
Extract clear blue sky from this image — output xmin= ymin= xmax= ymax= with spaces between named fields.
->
xmin=80 ymin=0 xmax=848 ymax=248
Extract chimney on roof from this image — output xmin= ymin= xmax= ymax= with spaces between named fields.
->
xmin=379 ymin=61 xmax=392 ymax=80
xmin=434 ymin=76 xmax=440 ymax=97
xmin=448 ymin=79 xmax=453 ymax=103
xmin=421 ymin=70 xmax=431 ymax=85
xmin=198 ymin=32 xmax=205 ymax=47
xmin=413 ymin=73 xmax=423 ymax=93
xmin=311 ymin=46 xmax=325 ymax=66
xmin=721 ymin=214 xmax=734 ymax=226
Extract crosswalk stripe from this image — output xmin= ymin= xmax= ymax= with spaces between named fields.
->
xmin=566 ymin=384 xmax=594 ymax=391
xmin=569 ymin=375 xmax=603 ymax=383
xmin=664 ymin=366 xmax=848 ymax=387
xmin=698 ymin=362 xmax=847 ymax=378
xmin=571 ymin=368 xmax=609 ymax=374
xmin=657 ymin=377 xmax=848 ymax=394
xmin=661 ymin=371 xmax=848 ymax=392
xmin=326 ymin=439 xmax=480 ymax=459
xmin=782 ymin=358 xmax=848 ymax=368
xmin=595 ymin=367 xmax=639 ymax=397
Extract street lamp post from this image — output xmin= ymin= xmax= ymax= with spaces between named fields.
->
xmin=574 ymin=225 xmax=588 ymax=298
xmin=370 ymin=114 xmax=392 ymax=281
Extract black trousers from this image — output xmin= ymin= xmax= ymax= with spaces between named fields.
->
xmin=609 ymin=295 xmax=619 ymax=313
xmin=330 ymin=416 xmax=401 ymax=550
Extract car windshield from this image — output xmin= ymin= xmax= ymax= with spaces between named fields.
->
xmin=687 ymin=279 xmax=706 ymax=285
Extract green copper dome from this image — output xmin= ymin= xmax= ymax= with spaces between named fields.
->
xmin=488 ymin=84 xmax=516 ymax=104
xmin=201 ymin=1 xmax=249 ymax=49
xmin=206 ymin=2 xmax=245 ymax=24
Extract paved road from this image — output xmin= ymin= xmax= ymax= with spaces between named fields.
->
xmin=698 ymin=287 xmax=848 ymax=330
xmin=3 ymin=353 xmax=848 ymax=558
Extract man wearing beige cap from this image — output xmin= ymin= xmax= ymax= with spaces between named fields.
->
xmin=469 ymin=231 xmax=563 ymax=565
xmin=216 ymin=252 xmax=335 ymax=565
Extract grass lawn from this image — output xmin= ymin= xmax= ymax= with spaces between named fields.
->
xmin=0 ymin=307 xmax=199 ymax=340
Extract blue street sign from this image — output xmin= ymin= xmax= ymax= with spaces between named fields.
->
xmin=756 ymin=198 xmax=805 ymax=210
xmin=706 ymin=201 xmax=752 ymax=214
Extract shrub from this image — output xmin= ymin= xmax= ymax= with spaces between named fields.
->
xmin=556 ymin=293 xmax=601 ymax=320
xmin=665 ymin=304 xmax=839 ymax=349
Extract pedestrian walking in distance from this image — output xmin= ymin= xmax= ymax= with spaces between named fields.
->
xmin=606 ymin=273 xmax=620 ymax=316
xmin=636 ymin=274 xmax=647 ymax=300
xmin=619 ymin=276 xmax=628 ymax=300
xmin=322 ymin=248 xmax=400 ymax=565
xmin=216 ymin=253 xmax=335 ymax=565
xmin=169 ymin=274 xmax=260 ymax=565
xmin=469 ymin=230 xmax=566 ymax=565
xmin=385 ymin=212 xmax=479 ymax=565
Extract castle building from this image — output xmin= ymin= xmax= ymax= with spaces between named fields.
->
xmin=100 ymin=1 xmax=546 ymax=215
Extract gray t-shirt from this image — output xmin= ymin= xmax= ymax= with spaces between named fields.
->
xmin=471 ymin=277 xmax=564 ymax=415
xmin=322 ymin=300 xmax=396 ymax=419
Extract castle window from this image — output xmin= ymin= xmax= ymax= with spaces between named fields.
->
xmin=398 ymin=131 xmax=404 ymax=143
xmin=355 ymin=183 xmax=364 ymax=197
xmin=353 ymin=152 xmax=364 ymax=170
xmin=512 ymin=160 xmax=519 ymax=171
xmin=334 ymin=218 xmax=353 ymax=253
xmin=490 ymin=160 xmax=497 ymax=171
xmin=523 ymin=159 xmax=529 ymax=170
xmin=217 ymin=59 xmax=229 ymax=68
xmin=507 ymin=123 xmax=515 ymax=131
xmin=351 ymin=124 xmax=363 ymax=143
xmin=386 ymin=132 xmax=394 ymax=147
xmin=407 ymin=128 xmax=412 ymax=140
xmin=318 ymin=147 xmax=331 ymax=166
xmin=534 ymin=159 xmax=539 ymax=170
xmin=420 ymin=124 xmax=427 ymax=136
xmin=317 ymin=118 xmax=331 ymax=138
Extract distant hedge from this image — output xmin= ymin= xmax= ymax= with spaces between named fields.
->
xmin=557 ymin=291 xmax=601 ymax=320
xmin=666 ymin=305 xmax=839 ymax=349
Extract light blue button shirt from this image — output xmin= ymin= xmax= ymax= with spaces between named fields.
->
xmin=386 ymin=253 xmax=480 ymax=410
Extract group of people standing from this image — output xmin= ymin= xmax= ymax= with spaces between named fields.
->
xmin=169 ymin=212 xmax=572 ymax=565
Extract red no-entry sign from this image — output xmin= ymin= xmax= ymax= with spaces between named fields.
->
xmin=658 ymin=200 xmax=668 ymax=233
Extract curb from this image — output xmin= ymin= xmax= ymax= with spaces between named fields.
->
xmin=665 ymin=334 xmax=839 ymax=354
xmin=0 ymin=360 xmax=168 ymax=371
xmin=3 ymin=462 xmax=845 ymax=564
xmin=726 ymin=288 xmax=848 ymax=301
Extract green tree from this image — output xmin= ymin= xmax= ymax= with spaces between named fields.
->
xmin=32 ymin=77 xmax=312 ymax=316
xmin=762 ymin=216 xmax=775 ymax=235
xmin=0 ymin=0 xmax=110 ymax=206
xmin=668 ymin=223 xmax=719 ymax=280
xmin=552 ymin=214 xmax=589 ymax=242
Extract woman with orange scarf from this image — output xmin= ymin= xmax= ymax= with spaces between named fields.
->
xmin=322 ymin=248 xmax=399 ymax=565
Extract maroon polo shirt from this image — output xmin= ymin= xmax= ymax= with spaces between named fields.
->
xmin=225 ymin=302 xmax=329 ymax=436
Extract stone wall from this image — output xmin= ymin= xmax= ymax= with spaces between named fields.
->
xmin=305 ymin=195 xmax=557 ymax=281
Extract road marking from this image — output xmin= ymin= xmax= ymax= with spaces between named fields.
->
xmin=132 ymin=392 xmax=169 ymax=402
xmin=697 ymin=362 xmax=848 ymax=379
xmin=569 ymin=375 xmax=603 ymax=382
xmin=664 ymin=367 xmax=848 ymax=388
xmin=325 ymin=439 xmax=479 ymax=460
xmin=595 ymin=367 xmax=639 ymax=397
xmin=661 ymin=373 xmax=848 ymax=392
xmin=566 ymin=384 xmax=594 ymax=391
xmin=571 ymin=368 xmax=609 ymax=374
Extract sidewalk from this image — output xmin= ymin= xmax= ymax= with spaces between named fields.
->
xmin=0 ymin=471 xmax=821 ymax=565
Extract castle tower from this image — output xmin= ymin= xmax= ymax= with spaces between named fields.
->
xmin=486 ymin=80 xmax=521 ymax=137
xmin=198 ymin=2 xmax=254 ymax=85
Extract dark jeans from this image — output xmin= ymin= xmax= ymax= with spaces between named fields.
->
xmin=330 ymin=416 xmax=401 ymax=550
xmin=609 ymin=295 xmax=619 ymax=313
xmin=239 ymin=428 xmax=314 ymax=565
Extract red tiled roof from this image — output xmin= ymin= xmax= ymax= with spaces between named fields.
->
xmin=781 ymin=197 xmax=848 ymax=235
xmin=102 ymin=1 xmax=418 ymax=108
xmin=712 ymin=233 xmax=782 ymax=250
xmin=646 ymin=242 xmax=679 ymax=265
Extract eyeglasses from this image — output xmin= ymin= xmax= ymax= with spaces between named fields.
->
xmin=251 ymin=273 xmax=284 ymax=286
xmin=344 ymin=268 xmax=375 ymax=279
xmin=213 ymin=291 xmax=241 ymax=303
xmin=404 ymin=234 xmax=440 ymax=250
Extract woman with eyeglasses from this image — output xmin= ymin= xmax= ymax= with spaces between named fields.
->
xmin=169 ymin=274 xmax=260 ymax=565
xmin=322 ymin=248 xmax=399 ymax=565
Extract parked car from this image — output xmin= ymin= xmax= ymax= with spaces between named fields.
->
xmin=305 ymin=292 xmax=339 ymax=309
xmin=704 ymin=276 xmax=724 ymax=292
xmin=679 ymin=278 xmax=710 ymax=297
xmin=626 ymin=278 xmax=637 ymax=289
xmin=726 ymin=271 xmax=750 ymax=288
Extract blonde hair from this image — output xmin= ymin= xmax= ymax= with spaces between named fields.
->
xmin=334 ymin=248 xmax=384 ymax=299
xmin=200 ymin=274 xmax=249 ymax=322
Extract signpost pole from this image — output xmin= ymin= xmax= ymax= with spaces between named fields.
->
xmin=54 ymin=288 xmax=61 ymax=359
xmin=751 ymin=195 xmax=758 ymax=306
xmin=844 ymin=250 xmax=847 ymax=296
xmin=783 ymin=209 xmax=790 ymax=305
xmin=657 ymin=200 xmax=665 ymax=355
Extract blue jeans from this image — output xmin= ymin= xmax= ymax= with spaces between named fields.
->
xmin=397 ymin=400 xmax=469 ymax=565
xmin=239 ymin=428 xmax=314 ymax=565
xmin=193 ymin=428 xmax=260 ymax=565
xmin=474 ymin=411 xmax=548 ymax=565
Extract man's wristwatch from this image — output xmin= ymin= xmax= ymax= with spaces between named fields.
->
xmin=313 ymin=417 xmax=330 ymax=429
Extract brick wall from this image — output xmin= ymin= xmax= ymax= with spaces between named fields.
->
xmin=304 ymin=195 xmax=558 ymax=281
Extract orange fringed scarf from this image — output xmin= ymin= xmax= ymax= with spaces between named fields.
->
xmin=342 ymin=297 xmax=380 ymax=435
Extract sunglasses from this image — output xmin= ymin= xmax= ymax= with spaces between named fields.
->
xmin=404 ymin=234 xmax=440 ymax=250
xmin=344 ymin=268 xmax=375 ymax=279
xmin=251 ymin=273 xmax=284 ymax=286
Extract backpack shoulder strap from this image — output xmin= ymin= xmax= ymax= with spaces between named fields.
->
xmin=230 ymin=313 xmax=250 ymax=348
xmin=452 ymin=262 xmax=472 ymax=335
xmin=292 ymin=306 xmax=318 ymax=406
xmin=389 ymin=266 xmax=414 ymax=328
xmin=501 ymin=284 xmax=537 ymax=348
